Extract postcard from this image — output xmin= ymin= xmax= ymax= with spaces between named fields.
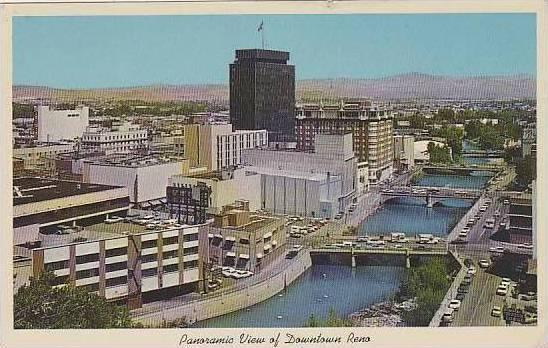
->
xmin=0 ymin=1 xmax=546 ymax=347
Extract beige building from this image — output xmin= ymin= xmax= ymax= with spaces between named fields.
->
xmin=393 ymin=135 xmax=415 ymax=172
xmin=208 ymin=203 xmax=286 ymax=273
xmin=183 ymin=124 xmax=267 ymax=171
xmin=296 ymin=99 xmax=394 ymax=185
xmin=169 ymin=168 xmax=262 ymax=215
xmin=13 ymin=143 xmax=75 ymax=169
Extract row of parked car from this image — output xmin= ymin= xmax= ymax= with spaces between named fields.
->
xmin=220 ymin=267 xmax=254 ymax=279
xmin=442 ymin=265 xmax=477 ymax=324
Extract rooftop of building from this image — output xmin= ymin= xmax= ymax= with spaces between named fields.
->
xmin=35 ymin=217 xmax=202 ymax=249
xmin=234 ymin=49 xmax=290 ymax=61
xmin=13 ymin=177 xmax=123 ymax=206
xmin=84 ymin=154 xmax=183 ymax=168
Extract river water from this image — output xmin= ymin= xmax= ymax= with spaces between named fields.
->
xmin=359 ymin=197 xmax=472 ymax=237
xmin=193 ymin=265 xmax=404 ymax=328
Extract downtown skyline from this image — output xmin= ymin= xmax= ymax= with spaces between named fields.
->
xmin=13 ymin=13 xmax=536 ymax=89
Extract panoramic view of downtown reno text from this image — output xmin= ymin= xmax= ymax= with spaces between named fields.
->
xmin=12 ymin=14 xmax=537 ymax=329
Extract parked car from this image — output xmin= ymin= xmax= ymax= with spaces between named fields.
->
xmin=442 ymin=308 xmax=455 ymax=323
xmin=496 ymin=285 xmax=508 ymax=296
xmin=467 ymin=266 xmax=477 ymax=275
xmin=455 ymin=292 xmax=466 ymax=301
xmin=105 ymin=216 xmax=124 ymax=224
xmin=448 ymin=299 xmax=461 ymax=311
xmin=479 ymin=259 xmax=490 ymax=268
xmin=491 ymin=305 xmax=502 ymax=317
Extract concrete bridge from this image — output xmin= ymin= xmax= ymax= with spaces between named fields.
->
xmin=422 ymin=165 xmax=501 ymax=175
xmin=461 ymin=149 xmax=504 ymax=156
xmin=380 ymin=186 xmax=481 ymax=207
xmin=309 ymin=247 xmax=448 ymax=268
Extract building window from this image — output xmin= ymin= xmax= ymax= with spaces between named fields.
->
xmin=141 ymin=268 xmax=158 ymax=278
xmin=76 ymin=268 xmax=100 ymax=279
xmin=76 ymin=253 xmax=100 ymax=264
xmin=105 ymin=261 xmax=127 ymax=273
xmin=81 ymin=283 xmax=99 ymax=292
xmin=141 ymin=253 xmax=158 ymax=263
xmin=162 ymin=236 xmax=178 ymax=246
xmin=163 ymin=250 xmax=178 ymax=259
xmin=141 ymin=239 xmax=157 ymax=249
xmin=183 ymin=246 xmax=199 ymax=255
xmin=106 ymin=276 xmax=127 ymax=288
xmin=163 ymin=264 xmax=179 ymax=274
xmin=183 ymin=260 xmax=198 ymax=270
xmin=51 ymin=275 xmax=69 ymax=286
xmin=105 ymin=247 xmax=127 ymax=258
xmin=44 ymin=260 xmax=69 ymax=271
xmin=183 ymin=233 xmax=199 ymax=242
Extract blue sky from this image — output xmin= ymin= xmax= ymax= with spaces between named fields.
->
xmin=13 ymin=14 xmax=536 ymax=88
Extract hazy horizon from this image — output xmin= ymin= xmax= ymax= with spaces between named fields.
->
xmin=12 ymin=72 xmax=537 ymax=91
xmin=14 ymin=14 xmax=536 ymax=89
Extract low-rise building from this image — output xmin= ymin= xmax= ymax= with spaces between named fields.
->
xmin=13 ymin=143 xmax=75 ymax=169
xmin=24 ymin=218 xmax=208 ymax=309
xmin=183 ymin=123 xmax=268 ymax=171
xmin=169 ymin=168 xmax=262 ymax=215
xmin=393 ymin=135 xmax=415 ymax=172
xmin=13 ymin=177 xmax=130 ymax=246
xmin=81 ymin=122 xmax=148 ymax=154
xmin=242 ymin=133 xmax=357 ymax=218
xmin=208 ymin=204 xmax=286 ymax=273
xmin=82 ymin=154 xmax=188 ymax=206
xmin=36 ymin=105 xmax=89 ymax=142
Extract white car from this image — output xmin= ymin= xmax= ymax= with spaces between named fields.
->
xmin=105 ymin=216 xmax=124 ymax=224
xmin=500 ymin=279 xmax=511 ymax=287
xmin=491 ymin=305 xmax=502 ymax=317
xmin=496 ymin=285 xmax=508 ymax=296
xmin=448 ymin=299 xmax=461 ymax=310
xmin=467 ymin=267 xmax=477 ymax=275
xmin=479 ymin=259 xmax=490 ymax=268
xmin=442 ymin=308 xmax=455 ymax=323
xmin=489 ymin=246 xmax=504 ymax=253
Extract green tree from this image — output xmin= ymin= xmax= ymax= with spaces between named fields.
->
xmin=397 ymin=258 xmax=451 ymax=327
xmin=14 ymin=272 xmax=136 ymax=329
xmin=515 ymin=155 xmax=536 ymax=186
xmin=427 ymin=142 xmax=452 ymax=164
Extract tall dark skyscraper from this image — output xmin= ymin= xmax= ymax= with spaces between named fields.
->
xmin=229 ymin=49 xmax=295 ymax=142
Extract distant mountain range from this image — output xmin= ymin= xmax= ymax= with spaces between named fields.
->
xmin=13 ymin=73 xmax=535 ymax=104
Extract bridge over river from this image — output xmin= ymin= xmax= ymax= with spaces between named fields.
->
xmin=380 ymin=186 xmax=481 ymax=207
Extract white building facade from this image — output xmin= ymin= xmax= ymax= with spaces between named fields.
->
xmin=36 ymin=105 xmax=90 ymax=142
xmin=242 ymin=133 xmax=357 ymax=218
xmin=81 ymin=123 xmax=148 ymax=154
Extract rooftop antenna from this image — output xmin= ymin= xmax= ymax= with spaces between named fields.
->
xmin=258 ymin=20 xmax=265 ymax=49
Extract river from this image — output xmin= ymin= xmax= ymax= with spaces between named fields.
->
xmin=359 ymin=197 xmax=472 ymax=237
xmin=192 ymin=265 xmax=404 ymax=328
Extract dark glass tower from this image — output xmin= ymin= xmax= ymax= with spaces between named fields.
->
xmin=229 ymin=49 xmax=295 ymax=142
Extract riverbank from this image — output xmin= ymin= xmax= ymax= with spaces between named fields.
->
xmin=348 ymin=299 xmax=416 ymax=327
xmin=132 ymin=251 xmax=312 ymax=326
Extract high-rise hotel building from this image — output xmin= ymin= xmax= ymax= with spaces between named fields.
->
xmin=229 ymin=49 xmax=296 ymax=143
xmin=295 ymin=99 xmax=394 ymax=185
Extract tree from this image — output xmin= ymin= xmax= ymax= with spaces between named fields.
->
xmin=515 ymin=155 xmax=536 ymax=186
xmin=427 ymin=142 xmax=452 ymax=164
xmin=397 ymin=258 xmax=451 ymax=326
xmin=14 ymin=272 xmax=136 ymax=329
